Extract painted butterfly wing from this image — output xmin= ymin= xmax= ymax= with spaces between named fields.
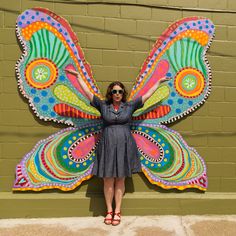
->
xmin=131 ymin=124 xmax=207 ymax=191
xmin=16 ymin=8 xmax=102 ymax=127
xmin=130 ymin=17 xmax=215 ymax=124
xmin=13 ymin=123 xmax=103 ymax=191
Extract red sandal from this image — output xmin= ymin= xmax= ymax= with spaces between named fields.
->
xmin=112 ymin=212 xmax=121 ymax=226
xmin=104 ymin=211 xmax=113 ymax=225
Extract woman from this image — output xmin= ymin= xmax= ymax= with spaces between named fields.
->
xmin=65 ymin=68 xmax=169 ymax=226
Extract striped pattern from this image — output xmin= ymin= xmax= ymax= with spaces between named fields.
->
xmin=133 ymin=85 xmax=170 ymax=117
xmin=132 ymin=105 xmax=171 ymax=120
xmin=131 ymin=124 xmax=208 ymax=191
xmin=26 ymin=29 xmax=70 ymax=68
xmin=166 ymin=38 xmax=207 ymax=77
xmin=54 ymin=104 xmax=101 ymax=119
xmin=53 ymin=84 xmax=101 ymax=116
xmin=13 ymin=125 xmax=103 ymax=191
xmin=128 ymin=17 xmax=214 ymax=125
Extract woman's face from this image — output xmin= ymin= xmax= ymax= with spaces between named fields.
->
xmin=111 ymin=85 xmax=123 ymax=103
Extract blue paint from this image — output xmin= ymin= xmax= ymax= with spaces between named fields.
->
xmin=59 ymin=75 xmax=65 ymax=81
xmin=188 ymin=100 xmax=193 ymax=106
xmin=42 ymin=105 xmax=48 ymax=111
xmin=33 ymin=97 xmax=40 ymax=103
xmin=50 ymin=112 xmax=56 ymax=117
xmin=49 ymin=97 xmax=55 ymax=103
xmin=176 ymin=108 xmax=181 ymax=113
xmin=31 ymin=89 xmax=36 ymax=94
xmin=41 ymin=91 xmax=48 ymax=97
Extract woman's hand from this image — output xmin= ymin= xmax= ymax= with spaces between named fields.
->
xmin=64 ymin=68 xmax=94 ymax=101
xmin=142 ymin=76 xmax=172 ymax=104
xmin=158 ymin=76 xmax=172 ymax=84
xmin=64 ymin=69 xmax=79 ymax=76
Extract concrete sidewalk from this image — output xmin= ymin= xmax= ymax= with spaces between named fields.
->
xmin=0 ymin=215 xmax=236 ymax=236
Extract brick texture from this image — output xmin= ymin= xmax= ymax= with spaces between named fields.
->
xmin=121 ymin=5 xmax=151 ymax=20
xmin=0 ymin=0 xmax=236 ymax=196
xmin=88 ymin=4 xmax=120 ymax=18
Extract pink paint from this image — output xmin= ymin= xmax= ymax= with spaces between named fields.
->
xmin=133 ymin=133 xmax=161 ymax=160
xmin=71 ymin=134 xmax=100 ymax=160
xmin=65 ymin=64 xmax=88 ymax=99
xmin=135 ymin=60 xmax=169 ymax=98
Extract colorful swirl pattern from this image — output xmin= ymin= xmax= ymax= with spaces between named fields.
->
xmin=13 ymin=124 xmax=102 ymax=191
xmin=131 ymin=17 xmax=215 ymax=124
xmin=132 ymin=124 xmax=207 ymax=191
xmin=16 ymin=8 xmax=103 ymax=127
xmin=14 ymin=9 xmax=212 ymax=192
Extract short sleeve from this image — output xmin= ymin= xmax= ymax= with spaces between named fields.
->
xmin=90 ymin=95 xmax=103 ymax=112
xmin=131 ymin=96 xmax=144 ymax=112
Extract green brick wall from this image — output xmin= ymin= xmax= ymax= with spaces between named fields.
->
xmin=0 ymin=0 xmax=236 ymax=197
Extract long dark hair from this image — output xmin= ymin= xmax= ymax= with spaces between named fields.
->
xmin=105 ymin=81 xmax=128 ymax=104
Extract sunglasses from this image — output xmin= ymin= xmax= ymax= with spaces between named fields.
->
xmin=111 ymin=89 xmax=124 ymax=95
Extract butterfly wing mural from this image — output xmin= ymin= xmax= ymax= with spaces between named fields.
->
xmin=13 ymin=8 xmax=214 ymax=191
xmin=130 ymin=17 xmax=214 ymax=191
xmin=13 ymin=8 xmax=103 ymax=191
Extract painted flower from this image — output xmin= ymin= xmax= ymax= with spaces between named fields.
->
xmin=35 ymin=66 xmax=49 ymax=81
xmin=183 ymin=77 xmax=196 ymax=89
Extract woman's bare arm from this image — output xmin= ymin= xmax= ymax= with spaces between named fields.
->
xmin=64 ymin=69 xmax=94 ymax=102
xmin=142 ymin=76 xmax=171 ymax=104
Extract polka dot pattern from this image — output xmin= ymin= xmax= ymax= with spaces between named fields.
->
xmin=53 ymin=84 xmax=100 ymax=116
xmin=18 ymin=9 xmax=100 ymax=95
xmin=129 ymin=17 xmax=214 ymax=124
xmin=131 ymin=124 xmax=207 ymax=191
xmin=16 ymin=8 xmax=105 ymax=126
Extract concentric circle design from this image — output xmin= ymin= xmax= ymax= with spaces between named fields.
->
xmin=174 ymin=68 xmax=205 ymax=98
xmin=25 ymin=58 xmax=58 ymax=89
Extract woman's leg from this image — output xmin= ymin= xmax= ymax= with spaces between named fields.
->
xmin=113 ymin=177 xmax=125 ymax=224
xmin=103 ymin=177 xmax=115 ymax=222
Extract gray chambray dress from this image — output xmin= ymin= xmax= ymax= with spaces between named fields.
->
xmin=90 ymin=95 xmax=144 ymax=178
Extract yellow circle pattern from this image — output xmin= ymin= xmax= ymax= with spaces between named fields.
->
xmin=25 ymin=58 xmax=58 ymax=89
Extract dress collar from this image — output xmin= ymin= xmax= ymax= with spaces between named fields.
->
xmin=109 ymin=101 xmax=125 ymax=114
